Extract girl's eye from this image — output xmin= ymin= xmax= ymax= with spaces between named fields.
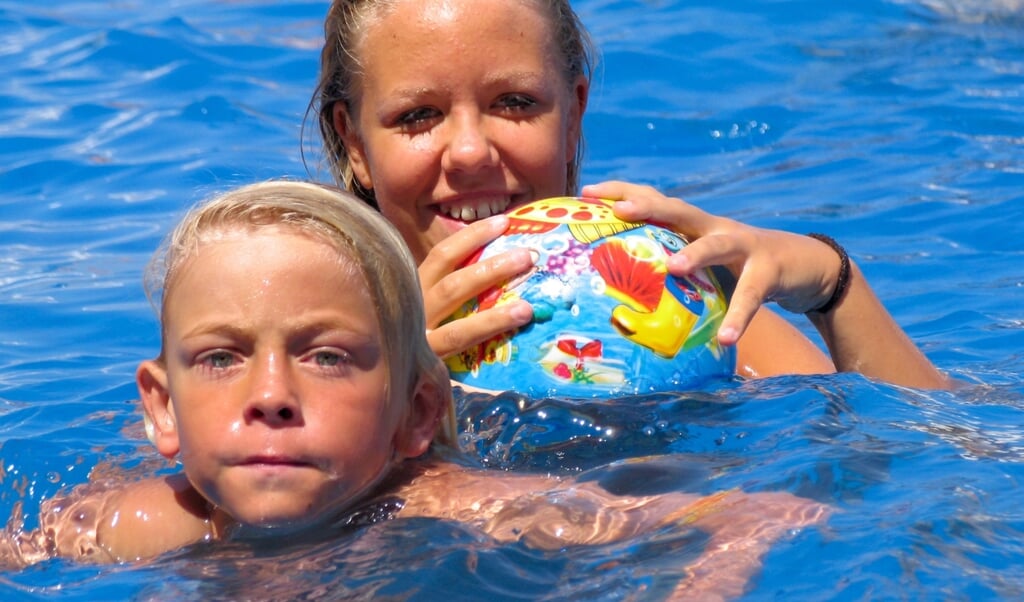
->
xmin=395 ymin=106 xmax=440 ymax=129
xmin=201 ymin=351 xmax=235 ymax=369
xmin=497 ymin=94 xmax=537 ymax=111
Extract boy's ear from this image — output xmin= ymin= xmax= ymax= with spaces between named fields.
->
xmin=136 ymin=359 xmax=181 ymax=459
xmin=393 ymin=371 xmax=450 ymax=460
xmin=332 ymin=103 xmax=373 ymax=191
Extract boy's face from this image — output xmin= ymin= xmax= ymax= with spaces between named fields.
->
xmin=138 ymin=227 xmax=414 ymax=529
xmin=334 ymin=0 xmax=588 ymax=263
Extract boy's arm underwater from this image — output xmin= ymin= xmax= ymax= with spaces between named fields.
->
xmin=398 ymin=461 xmax=830 ymax=598
xmin=3 ymin=457 xmax=828 ymax=600
xmin=1 ymin=474 xmax=213 ymax=568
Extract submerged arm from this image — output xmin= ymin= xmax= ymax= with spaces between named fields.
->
xmin=401 ymin=464 xmax=828 ymax=599
xmin=665 ymin=490 xmax=830 ymax=600
xmin=1 ymin=474 xmax=213 ymax=568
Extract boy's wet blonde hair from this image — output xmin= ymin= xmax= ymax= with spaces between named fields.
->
xmin=309 ymin=0 xmax=595 ymax=210
xmin=144 ymin=180 xmax=456 ymax=447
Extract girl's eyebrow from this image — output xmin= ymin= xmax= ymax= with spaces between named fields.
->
xmin=383 ymin=85 xmax=432 ymax=100
xmin=382 ymin=70 xmax=550 ymax=97
xmin=479 ymin=70 xmax=552 ymax=89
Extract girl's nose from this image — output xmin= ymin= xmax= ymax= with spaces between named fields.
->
xmin=244 ymin=353 xmax=301 ymax=426
xmin=441 ymin=112 xmax=498 ymax=173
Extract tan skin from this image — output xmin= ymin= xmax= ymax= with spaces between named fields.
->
xmin=2 ymin=222 xmax=829 ymax=600
xmin=331 ymin=0 xmax=843 ymax=384
xmin=3 ymin=460 xmax=828 ymax=601
xmin=415 ymin=210 xmax=837 ymax=381
xmin=588 ymin=181 xmax=949 ymax=388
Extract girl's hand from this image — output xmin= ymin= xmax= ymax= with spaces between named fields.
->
xmin=582 ymin=182 xmax=841 ymax=346
xmin=584 ymin=181 xmax=950 ymax=389
xmin=418 ymin=215 xmax=535 ymax=359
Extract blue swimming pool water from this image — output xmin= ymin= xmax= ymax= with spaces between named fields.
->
xmin=1 ymin=0 xmax=1022 ymax=600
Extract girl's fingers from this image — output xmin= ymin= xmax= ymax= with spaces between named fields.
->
xmin=581 ymin=180 xmax=659 ymax=202
xmin=427 ymin=301 xmax=533 ymax=360
xmin=422 ymin=247 xmax=534 ymax=328
xmin=718 ymin=277 xmax=765 ymax=346
xmin=418 ymin=215 xmax=510 ymax=287
xmin=417 ymin=215 xmax=537 ymax=359
xmin=585 ymin=180 xmax=725 ymax=245
xmin=668 ymin=232 xmax=748 ymax=276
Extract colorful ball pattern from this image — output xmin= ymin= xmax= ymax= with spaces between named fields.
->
xmin=445 ymin=197 xmax=736 ymax=398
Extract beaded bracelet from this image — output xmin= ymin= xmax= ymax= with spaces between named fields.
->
xmin=805 ymin=233 xmax=850 ymax=314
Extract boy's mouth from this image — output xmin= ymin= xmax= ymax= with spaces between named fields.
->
xmin=239 ymin=454 xmax=315 ymax=468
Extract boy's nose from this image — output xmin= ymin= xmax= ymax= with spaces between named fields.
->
xmin=442 ymin=112 xmax=498 ymax=172
xmin=246 ymin=398 xmax=299 ymax=425
xmin=245 ymin=353 xmax=301 ymax=426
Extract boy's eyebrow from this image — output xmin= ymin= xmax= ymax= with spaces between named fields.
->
xmin=176 ymin=317 xmax=378 ymax=341
xmin=177 ymin=321 xmax=252 ymax=341
xmin=288 ymin=319 xmax=380 ymax=344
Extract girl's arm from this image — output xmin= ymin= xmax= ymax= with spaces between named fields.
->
xmin=805 ymin=261 xmax=948 ymax=388
xmin=737 ymin=307 xmax=835 ymax=377
xmin=583 ymin=181 xmax=950 ymax=389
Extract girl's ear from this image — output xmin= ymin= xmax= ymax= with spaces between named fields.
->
xmin=136 ymin=359 xmax=180 ymax=459
xmin=332 ymin=103 xmax=374 ymax=190
xmin=393 ymin=371 xmax=450 ymax=460
xmin=564 ymin=74 xmax=590 ymax=164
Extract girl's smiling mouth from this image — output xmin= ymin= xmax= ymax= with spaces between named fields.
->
xmin=434 ymin=193 xmax=529 ymax=223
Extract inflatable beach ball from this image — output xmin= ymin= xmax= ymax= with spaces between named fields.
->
xmin=445 ymin=197 xmax=736 ymax=398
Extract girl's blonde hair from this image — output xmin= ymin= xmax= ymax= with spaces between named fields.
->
xmin=145 ymin=180 xmax=456 ymax=447
xmin=308 ymin=0 xmax=595 ymax=210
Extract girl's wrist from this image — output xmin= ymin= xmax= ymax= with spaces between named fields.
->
xmin=805 ymin=233 xmax=851 ymax=314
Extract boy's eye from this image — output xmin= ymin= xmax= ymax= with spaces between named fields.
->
xmin=202 ymin=351 xmax=235 ymax=369
xmin=314 ymin=350 xmax=348 ymax=367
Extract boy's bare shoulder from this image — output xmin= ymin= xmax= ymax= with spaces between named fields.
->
xmin=2 ymin=473 xmax=212 ymax=567
xmin=80 ymin=473 xmax=213 ymax=562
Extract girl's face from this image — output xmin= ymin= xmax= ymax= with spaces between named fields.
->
xmin=138 ymin=227 xmax=432 ymax=530
xmin=335 ymin=0 xmax=588 ymax=263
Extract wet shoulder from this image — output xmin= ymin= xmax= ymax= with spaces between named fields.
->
xmin=84 ymin=473 xmax=213 ymax=562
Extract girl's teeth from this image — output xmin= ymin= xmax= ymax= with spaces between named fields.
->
xmin=443 ymin=198 xmax=512 ymax=222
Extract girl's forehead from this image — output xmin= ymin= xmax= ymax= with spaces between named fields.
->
xmin=361 ymin=0 xmax=550 ymax=37
xmin=354 ymin=0 xmax=559 ymax=79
